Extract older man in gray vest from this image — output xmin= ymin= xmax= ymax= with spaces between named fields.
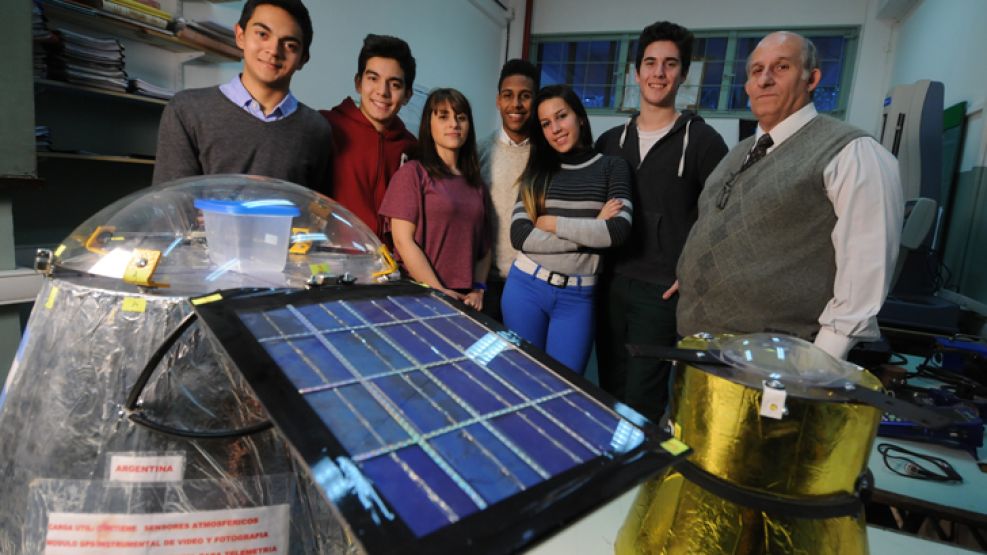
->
xmin=676 ymin=31 xmax=903 ymax=359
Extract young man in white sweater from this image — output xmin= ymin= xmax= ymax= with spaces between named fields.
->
xmin=478 ymin=59 xmax=539 ymax=322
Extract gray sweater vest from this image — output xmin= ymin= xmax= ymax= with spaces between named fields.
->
xmin=676 ymin=115 xmax=867 ymax=339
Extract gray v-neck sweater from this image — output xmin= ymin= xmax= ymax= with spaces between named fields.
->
xmin=152 ymin=87 xmax=332 ymax=193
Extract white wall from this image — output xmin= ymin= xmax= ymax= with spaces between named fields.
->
xmin=295 ymin=1 xmax=510 ymax=135
xmin=532 ymin=0 xmax=867 ymax=33
xmin=532 ymin=0 xmax=896 ymax=140
xmin=889 ymin=0 xmax=987 ymax=172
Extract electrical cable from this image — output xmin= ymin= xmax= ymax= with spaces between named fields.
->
xmin=887 ymin=352 xmax=908 ymax=366
xmin=877 ymin=443 xmax=963 ymax=482
xmin=125 ymin=310 xmax=273 ymax=439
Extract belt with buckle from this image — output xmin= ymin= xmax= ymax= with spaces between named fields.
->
xmin=513 ymin=253 xmax=597 ymax=288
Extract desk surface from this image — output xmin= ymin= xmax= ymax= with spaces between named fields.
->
xmin=528 ymin=486 xmax=981 ymax=555
xmin=869 ymin=436 xmax=987 ymax=521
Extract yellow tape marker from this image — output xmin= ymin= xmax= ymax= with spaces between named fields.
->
xmin=309 ymin=262 xmax=331 ymax=276
xmin=122 ymin=297 xmax=147 ymax=313
xmin=54 ymin=244 xmax=66 ymax=257
xmin=45 ymin=286 xmax=59 ymax=309
xmin=191 ymin=293 xmax=223 ymax=306
xmin=659 ymin=438 xmax=690 ymax=457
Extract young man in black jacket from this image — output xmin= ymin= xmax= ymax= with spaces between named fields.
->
xmin=595 ymin=21 xmax=727 ymax=421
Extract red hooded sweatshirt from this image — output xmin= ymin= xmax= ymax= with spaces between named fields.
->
xmin=322 ymin=98 xmax=417 ymax=239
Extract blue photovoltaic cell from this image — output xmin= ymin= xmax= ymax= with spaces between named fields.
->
xmin=236 ymin=293 xmax=632 ymax=538
xmin=296 ymin=303 xmax=352 ymax=332
xmin=263 ymin=339 xmax=332 ymax=389
xmin=429 ymin=425 xmax=532 ymax=502
xmin=361 ymin=445 xmax=478 ymax=536
xmin=379 ymin=324 xmax=447 ymax=364
xmin=489 ymin=410 xmax=585 ymax=475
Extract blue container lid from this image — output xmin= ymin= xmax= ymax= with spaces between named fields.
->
xmin=194 ymin=198 xmax=300 ymax=217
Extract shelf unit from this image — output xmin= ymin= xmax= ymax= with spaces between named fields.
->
xmin=35 ymin=78 xmax=170 ymax=106
xmin=41 ymin=0 xmax=241 ymax=64
xmin=37 ymin=152 xmax=156 ymax=165
xmin=15 ymin=0 xmax=241 ymax=269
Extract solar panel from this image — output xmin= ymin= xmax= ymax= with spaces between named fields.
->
xmin=194 ymin=283 xmax=685 ymax=554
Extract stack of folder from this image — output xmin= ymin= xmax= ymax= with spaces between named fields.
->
xmin=99 ymin=0 xmax=173 ymax=30
xmin=128 ymin=78 xmax=175 ymax=100
xmin=32 ymin=2 xmax=54 ymax=78
xmin=32 ymin=1 xmax=54 ymax=41
xmin=46 ymin=0 xmax=174 ymax=30
xmin=44 ymin=27 xmax=128 ymax=92
xmin=172 ymin=17 xmax=241 ymax=60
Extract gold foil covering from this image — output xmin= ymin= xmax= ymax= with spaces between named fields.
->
xmin=616 ymin=470 xmax=868 ymax=554
xmin=616 ymin=335 xmax=881 ymax=554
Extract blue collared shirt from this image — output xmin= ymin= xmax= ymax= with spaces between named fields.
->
xmin=219 ymin=75 xmax=298 ymax=121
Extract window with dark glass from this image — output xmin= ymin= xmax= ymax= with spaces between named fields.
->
xmin=536 ymin=39 xmax=621 ymax=109
xmin=531 ymin=28 xmax=858 ymax=117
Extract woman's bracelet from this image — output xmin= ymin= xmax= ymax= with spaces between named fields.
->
xmin=472 ymin=282 xmax=487 ymax=291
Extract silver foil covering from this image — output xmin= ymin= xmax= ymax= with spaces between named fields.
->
xmin=0 ymin=277 xmax=361 ymax=554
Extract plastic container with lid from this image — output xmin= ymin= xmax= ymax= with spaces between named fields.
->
xmin=194 ymin=198 xmax=300 ymax=273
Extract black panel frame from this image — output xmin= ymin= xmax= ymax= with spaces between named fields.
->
xmin=193 ymin=281 xmax=686 ymax=554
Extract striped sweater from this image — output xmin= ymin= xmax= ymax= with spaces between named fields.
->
xmin=510 ymin=153 xmax=633 ymax=276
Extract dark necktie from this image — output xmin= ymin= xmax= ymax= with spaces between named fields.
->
xmin=739 ymin=133 xmax=774 ymax=172
xmin=716 ymin=133 xmax=774 ymax=209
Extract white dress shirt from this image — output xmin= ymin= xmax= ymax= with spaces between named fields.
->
xmin=218 ymin=75 xmax=298 ymax=122
xmin=498 ymin=127 xmax=530 ymax=147
xmin=754 ymin=103 xmax=904 ymax=358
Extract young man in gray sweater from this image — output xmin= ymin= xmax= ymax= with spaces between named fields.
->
xmin=152 ymin=0 xmax=331 ymax=192
xmin=478 ymin=59 xmax=539 ymax=322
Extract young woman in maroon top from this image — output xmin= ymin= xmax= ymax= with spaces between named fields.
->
xmin=379 ymin=88 xmax=491 ymax=310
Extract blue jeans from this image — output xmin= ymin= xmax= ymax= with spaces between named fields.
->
xmin=501 ymin=264 xmax=596 ymax=374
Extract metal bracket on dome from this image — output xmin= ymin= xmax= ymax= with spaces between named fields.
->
xmin=123 ymin=249 xmax=169 ymax=288
xmin=34 ymin=248 xmax=54 ymax=276
xmin=307 ymin=272 xmax=357 ymax=288
xmin=372 ymin=245 xmax=399 ymax=281
xmin=289 ymin=227 xmax=313 ymax=254
xmin=84 ymin=225 xmax=116 ymax=255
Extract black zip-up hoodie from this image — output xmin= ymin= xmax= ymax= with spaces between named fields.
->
xmin=595 ymin=110 xmax=728 ymax=286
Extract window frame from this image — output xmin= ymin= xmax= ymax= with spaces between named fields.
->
xmin=529 ymin=26 xmax=860 ymax=120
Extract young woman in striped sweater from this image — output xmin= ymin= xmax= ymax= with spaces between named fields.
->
xmin=502 ymin=85 xmax=632 ymax=373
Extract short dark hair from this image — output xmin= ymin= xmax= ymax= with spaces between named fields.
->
xmin=635 ymin=21 xmax=694 ymax=77
xmin=416 ymin=88 xmax=481 ymax=188
xmin=238 ymin=0 xmax=314 ymax=63
xmin=498 ymin=58 xmax=539 ymax=91
xmin=357 ymin=34 xmax=417 ymax=92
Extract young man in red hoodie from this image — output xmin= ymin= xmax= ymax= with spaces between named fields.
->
xmin=322 ymin=34 xmax=417 ymax=238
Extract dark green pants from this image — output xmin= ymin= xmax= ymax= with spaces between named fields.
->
xmin=597 ymin=274 xmax=678 ymax=422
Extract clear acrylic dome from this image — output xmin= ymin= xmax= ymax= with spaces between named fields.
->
xmin=51 ymin=174 xmax=396 ymax=296
xmin=712 ymin=333 xmax=868 ymax=390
